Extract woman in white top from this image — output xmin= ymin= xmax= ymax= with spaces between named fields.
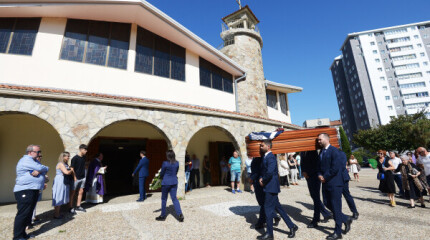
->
xmin=349 ymin=155 xmax=360 ymax=182
xmin=278 ymin=154 xmax=290 ymax=188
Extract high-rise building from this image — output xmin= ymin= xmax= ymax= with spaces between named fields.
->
xmin=331 ymin=21 xmax=430 ymax=141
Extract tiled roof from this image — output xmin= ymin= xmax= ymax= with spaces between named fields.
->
xmin=0 ymin=84 xmax=302 ymax=129
xmin=330 ymin=120 xmax=342 ymax=126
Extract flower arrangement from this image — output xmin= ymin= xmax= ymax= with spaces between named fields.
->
xmin=149 ymin=168 xmax=162 ymax=190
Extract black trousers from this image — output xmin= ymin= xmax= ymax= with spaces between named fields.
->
xmin=191 ymin=169 xmax=200 ymax=188
xmin=280 ymin=176 xmax=289 ymax=186
xmin=14 ymin=189 xmax=39 ymax=239
xmin=306 ymin=175 xmax=331 ymax=222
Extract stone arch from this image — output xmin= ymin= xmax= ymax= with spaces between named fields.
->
xmin=85 ymin=118 xmax=173 ymax=196
xmin=0 ymin=111 xmax=65 ymax=203
xmin=185 ymin=124 xmax=243 ymax=189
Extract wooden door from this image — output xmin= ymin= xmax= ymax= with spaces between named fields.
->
xmin=146 ymin=139 xmax=168 ymax=192
xmin=209 ymin=142 xmax=220 ymax=186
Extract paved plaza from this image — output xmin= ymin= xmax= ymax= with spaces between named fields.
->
xmin=1 ymin=168 xmax=429 ymax=240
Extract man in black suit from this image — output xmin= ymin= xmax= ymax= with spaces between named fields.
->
xmin=317 ymin=133 xmax=352 ymax=240
xmin=249 ymin=154 xmax=280 ymax=230
xmin=257 ymin=140 xmax=298 ymax=240
xmin=301 ymin=150 xmax=333 ymax=228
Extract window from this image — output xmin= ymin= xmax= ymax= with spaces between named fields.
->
xmin=384 ymin=28 xmax=407 ymax=35
xmin=421 ymin=52 xmax=425 ymax=57
xmin=394 ymin=96 xmax=398 ymax=100
xmin=378 ymin=42 xmax=382 ymax=46
xmin=135 ymin=26 xmax=186 ymax=81
xmin=279 ymin=92 xmax=288 ymax=115
xmin=385 ymin=67 xmax=390 ymax=72
xmin=373 ymin=50 xmax=378 ymax=54
xmin=414 ymin=35 xmax=419 ymax=39
xmin=424 ymin=62 xmax=429 ymax=66
xmin=396 ymin=72 xmax=422 ymax=80
xmin=399 ymin=82 xmax=426 ymax=89
xmin=378 ymin=68 xmax=383 ymax=72
xmin=388 ymin=45 xmax=413 ymax=53
xmin=383 ymin=86 xmax=388 ymax=91
xmin=381 ymin=50 xmax=385 ymax=54
xmin=403 ymin=92 xmax=429 ymax=99
xmin=380 ymin=77 xmax=385 ymax=81
xmin=387 ymin=36 xmax=410 ymax=43
xmin=394 ymin=63 xmax=419 ymax=71
xmin=405 ymin=102 xmax=430 ymax=109
xmin=370 ymin=42 xmax=375 ymax=46
xmin=417 ymin=44 xmax=422 ymax=48
xmin=199 ymin=57 xmax=233 ymax=93
xmin=388 ymin=106 xmax=393 ymax=110
xmin=375 ymin=58 xmax=380 ymax=62
xmin=391 ymin=54 xmax=416 ymax=61
xmin=266 ymin=90 xmax=278 ymax=109
xmin=388 ymin=77 xmax=393 ymax=81
xmin=61 ymin=19 xmax=131 ymax=69
xmin=0 ymin=18 xmax=41 ymax=55
xmin=424 ymin=34 xmax=429 ymax=39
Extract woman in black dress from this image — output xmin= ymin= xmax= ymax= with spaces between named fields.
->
xmin=376 ymin=150 xmax=396 ymax=206
xmin=395 ymin=155 xmax=428 ymax=208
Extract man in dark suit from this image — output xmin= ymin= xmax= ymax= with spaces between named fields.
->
xmin=132 ymin=151 xmax=149 ymax=202
xmin=249 ymin=155 xmax=280 ymax=230
xmin=258 ymin=140 xmax=298 ymax=240
xmin=301 ymin=150 xmax=333 ymax=228
xmin=340 ymin=152 xmax=359 ymax=220
xmin=317 ymin=133 xmax=352 ymax=240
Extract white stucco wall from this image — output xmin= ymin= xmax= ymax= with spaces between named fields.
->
xmin=0 ymin=17 xmax=236 ymax=112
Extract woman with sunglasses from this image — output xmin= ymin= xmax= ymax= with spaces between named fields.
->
xmin=376 ymin=150 xmax=396 ymax=207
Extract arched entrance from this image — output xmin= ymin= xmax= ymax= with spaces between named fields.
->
xmin=0 ymin=112 xmax=64 ymax=203
xmin=87 ymin=119 xmax=171 ymax=196
xmin=186 ymin=126 xmax=240 ymax=188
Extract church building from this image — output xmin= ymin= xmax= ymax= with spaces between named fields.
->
xmin=0 ymin=0 xmax=302 ymax=203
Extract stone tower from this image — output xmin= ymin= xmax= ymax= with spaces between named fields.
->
xmin=220 ymin=5 xmax=268 ymax=118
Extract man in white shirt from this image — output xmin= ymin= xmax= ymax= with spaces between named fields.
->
xmin=416 ymin=147 xmax=430 ymax=202
xmin=390 ymin=152 xmax=404 ymax=197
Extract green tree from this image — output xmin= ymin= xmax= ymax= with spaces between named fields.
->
xmin=353 ymin=111 xmax=430 ymax=152
xmin=339 ymin=126 xmax=351 ymax=159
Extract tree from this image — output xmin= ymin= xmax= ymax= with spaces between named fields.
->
xmin=353 ymin=111 xmax=430 ymax=152
xmin=339 ymin=126 xmax=351 ymax=159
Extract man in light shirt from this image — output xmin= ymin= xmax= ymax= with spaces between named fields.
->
xmin=13 ymin=145 xmax=49 ymax=240
xmin=390 ymin=152 xmax=404 ymax=197
xmin=416 ymin=147 xmax=430 ymax=202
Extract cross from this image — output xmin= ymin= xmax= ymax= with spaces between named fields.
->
xmin=235 ymin=0 xmax=242 ymax=9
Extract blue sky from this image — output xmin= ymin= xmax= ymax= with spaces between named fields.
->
xmin=148 ymin=0 xmax=430 ymax=125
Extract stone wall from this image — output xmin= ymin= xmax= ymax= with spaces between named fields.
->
xmin=221 ymin=33 xmax=268 ymax=118
xmin=0 ymin=96 xmax=284 ymax=199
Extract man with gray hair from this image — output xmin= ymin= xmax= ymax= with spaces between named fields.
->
xmin=13 ymin=144 xmax=49 ymax=240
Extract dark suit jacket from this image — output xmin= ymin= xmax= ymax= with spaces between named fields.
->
xmin=300 ymin=150 xmax=320 ymax=177
xmin=318 ymin=145 xmax=344 ymax=188
xmin=250 ymin=157 xmax=263 ymax=182
xmin=133 ymin=157 xmax=149 ymax=177
xmin=160 ymin=161 xmax=179 ymax=186
xmin=261 ymin=152 xmax=281 ymax=193
xmin=340 ymin=152 xmax=350 ymax=183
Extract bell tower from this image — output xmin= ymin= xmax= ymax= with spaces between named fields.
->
xmin=220 ymin=5 xmax=267 ymax=118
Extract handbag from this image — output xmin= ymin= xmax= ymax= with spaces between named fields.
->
xmin=377 ymin=158 xmax=386 ymax=180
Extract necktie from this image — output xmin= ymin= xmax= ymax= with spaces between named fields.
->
xmin=320 ymin=148 xmax=326 ymax=161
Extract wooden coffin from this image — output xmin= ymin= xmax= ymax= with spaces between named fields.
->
xmin=246 ymin=127 xmax=340 ymax=157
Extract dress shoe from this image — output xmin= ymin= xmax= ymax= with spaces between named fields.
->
xmin=288 ymin=225 xmax=298 ymax=238
xmin=155 ymin=215 xmax=166 ymax=221
xmin=257 ymin=233 xmax=273 ymax=240
xmin=326 ymin=233 xmax=342 ymax=239
xmin=274 ymin=216 xmax=281 ymax=226
xmin=307 ymin=222 xmax=318 ymax=228
xmin=343 ymin=218 xmax=352 ymax=234
xmin=321 ymin=215 xmax=333 ymax=223
xmin=352 ymin=212 xmax=359 ymax=220
xmin=252 ymin=223 xmax=264 ymax=230
xmin=136 ymin=199 xmax=144 ymax=202
xmin=178 ymin=214 xmax=184 ymax=222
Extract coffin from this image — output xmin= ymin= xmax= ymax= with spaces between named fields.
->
xmin=246 ymin=127 xmax=340 ymax=157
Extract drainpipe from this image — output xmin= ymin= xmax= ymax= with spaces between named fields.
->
xmin=234 ymin=73 xmax=247 ymax=113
